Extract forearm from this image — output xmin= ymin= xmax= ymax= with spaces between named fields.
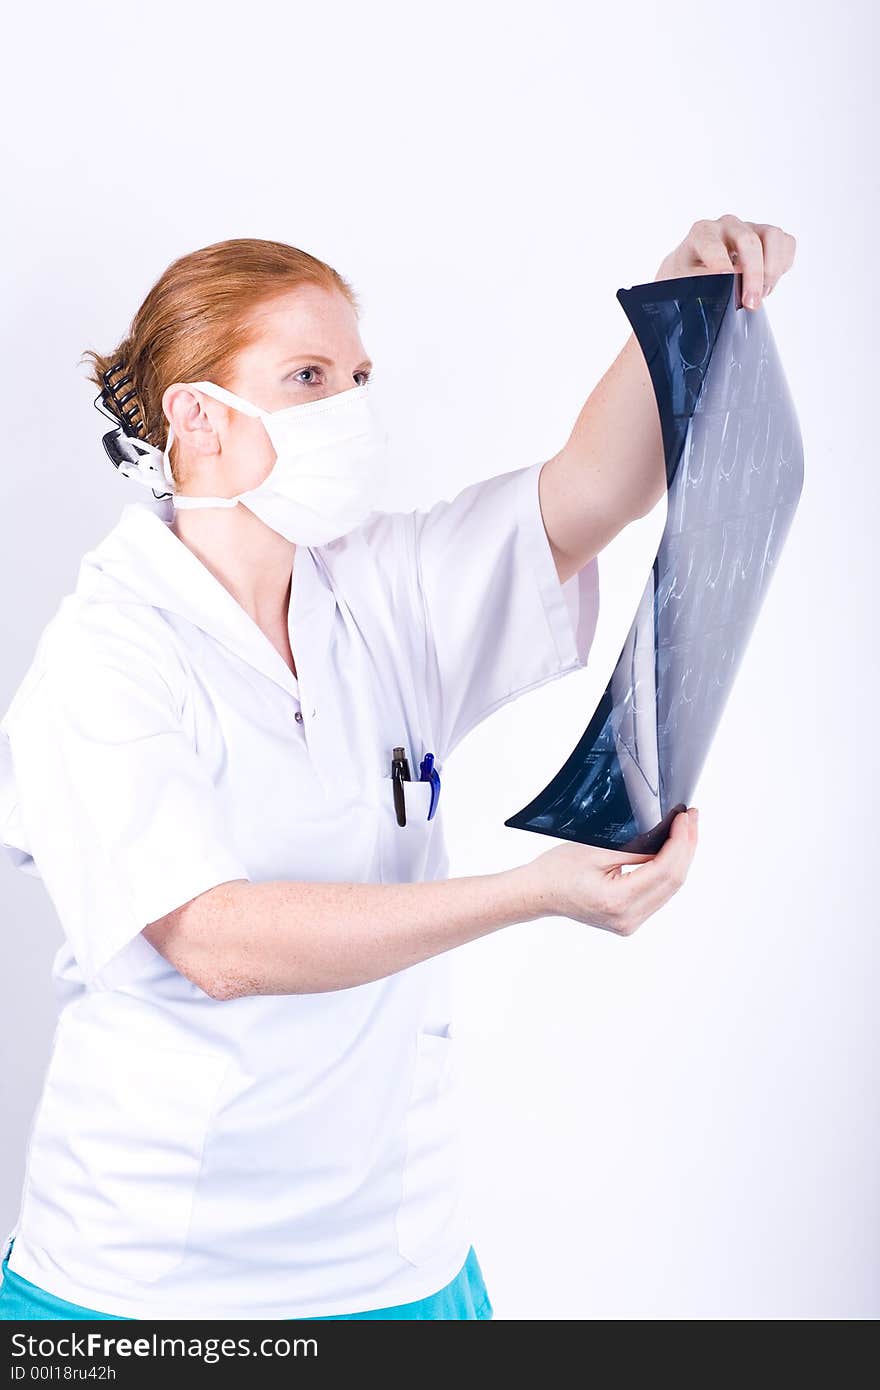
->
xmin=540 ymin=330 xmax=666 ymax=582
xmin=540 ymin=258 xmax=680 ymax=583
xmin=174 ymin=868 xmax=543 ymax=1000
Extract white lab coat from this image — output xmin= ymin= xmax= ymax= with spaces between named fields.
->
xmin=0 ymin=457 xmax=600 ymax=1319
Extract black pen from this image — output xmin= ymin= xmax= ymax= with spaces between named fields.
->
xmin=391 ymin=745 xmax=411 ymax=826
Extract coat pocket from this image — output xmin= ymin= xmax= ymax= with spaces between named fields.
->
xmin=395 ymin=1025 xmax=463 ymax=1267
xmin=377 ymin=775 xmax=435 ymax=883
xmin=19 ymin=1014 xmax=230 ymax=1285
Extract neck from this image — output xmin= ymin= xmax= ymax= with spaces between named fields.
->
xmin=170 ymin=503 xmax=297 ymax=635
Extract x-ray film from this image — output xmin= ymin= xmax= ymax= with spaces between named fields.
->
xmin=505 ymin=271 xmax=804 ymax=853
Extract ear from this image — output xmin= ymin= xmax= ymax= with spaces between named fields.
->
xmin=162 ymin=384 xmax=223 ymax=457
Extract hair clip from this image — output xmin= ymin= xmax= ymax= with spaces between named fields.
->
xmin=92 ymin=364 xmax=173 ymax=501
xmin=99 ymin=359 xmax=147 ymax=440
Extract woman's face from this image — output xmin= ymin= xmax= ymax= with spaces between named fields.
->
xmin=166 ymin=284 xmax=373 ymax=497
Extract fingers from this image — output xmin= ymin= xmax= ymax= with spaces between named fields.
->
xmin=607 ymin=808 xmax=698 ymax=933
xmin=716 ymin=213 xmax=766 ymax=307
xmin=678 ymin=216 xmax=797 ymax=309
xmin=592 ymin=848 xmax=658 ymax=869
xmin=749 ymin=222 xmax=797 ymax=296
xmin=688 ymin=219 xmax=738 ymax=274
xmin=718 ymin=215 xmax=797 ymax=307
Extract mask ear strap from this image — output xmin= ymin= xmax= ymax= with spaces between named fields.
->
xmin=173 ymin=493 xmax=239 ymax=510
xmin=162 ymin=423 xmax=176 ymax=487
xmin=186 ymin=381 xmax=265 ymax=418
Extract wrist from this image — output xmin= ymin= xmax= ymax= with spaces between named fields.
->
xmin=502 ymin=860 xmax=558 ymax=925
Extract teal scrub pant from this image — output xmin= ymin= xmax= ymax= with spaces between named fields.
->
xmin=0 ymin=1240 xmax=493 ymax=1321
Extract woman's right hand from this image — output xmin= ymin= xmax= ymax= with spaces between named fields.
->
xmin=521 ymin=807 xmax=699 ymax=936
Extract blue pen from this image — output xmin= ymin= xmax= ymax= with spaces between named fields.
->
xmin=419 ymin=752 xmax=441 ymax=820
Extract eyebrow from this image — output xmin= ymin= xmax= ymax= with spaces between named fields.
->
xmin=278 ymin=353 xmax=373 ymax=372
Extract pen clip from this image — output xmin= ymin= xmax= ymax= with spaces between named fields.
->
xmin=419 ymin=752 xmax=441 ymax=821
xmin=391 ymin=745 xmax=410 ymax=826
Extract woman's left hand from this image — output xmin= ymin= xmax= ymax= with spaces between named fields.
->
xmin=655 ymin=214 xmax=797 ymax=309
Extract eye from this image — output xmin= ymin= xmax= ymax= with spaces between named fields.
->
xmin=353 ymin=369 xmax=372 ymax=387
xmin=291 ymin=365 xmax=323 ymax=386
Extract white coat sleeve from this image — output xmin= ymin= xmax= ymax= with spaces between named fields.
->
xmin=1 ymin=629 xmax=251 ymax=991
xmin=365 ymin=458 xmax=601 ymax=762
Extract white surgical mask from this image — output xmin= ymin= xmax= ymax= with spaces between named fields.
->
xmin=130 ymin=380 xmax=389 ymax=546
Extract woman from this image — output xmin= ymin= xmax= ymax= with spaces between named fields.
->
xmin=0 ymin=222 xmax=791 ymax=1320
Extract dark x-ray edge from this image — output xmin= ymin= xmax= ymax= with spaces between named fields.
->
xmin=504 ymin=270 xmax=803 ymax=853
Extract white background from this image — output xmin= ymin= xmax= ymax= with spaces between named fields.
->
xmin=1 ymin=0 xmax=876 ymax=1319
